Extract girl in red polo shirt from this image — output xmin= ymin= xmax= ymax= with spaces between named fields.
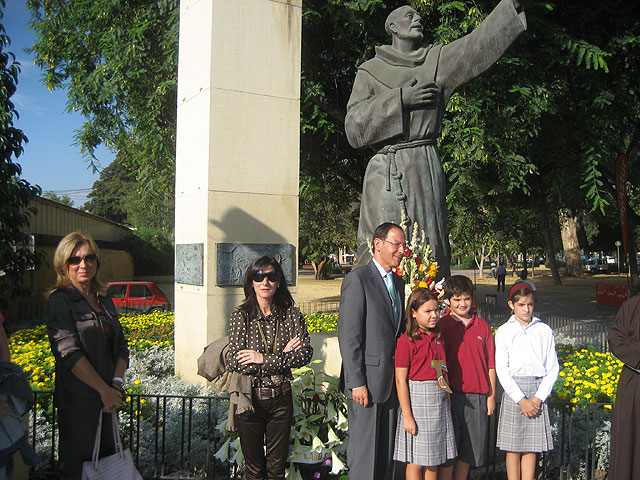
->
xmin=393 ymin=288 xmax=457 ymax=480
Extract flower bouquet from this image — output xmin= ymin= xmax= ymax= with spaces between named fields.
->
xmin=394 ymin=222 xmax=446 ymax=302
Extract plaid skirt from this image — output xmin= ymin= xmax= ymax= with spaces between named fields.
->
xmin=393 ymin=380 xmax=457 ymax=466
xmin=496 ymin=376 xmax=553 ymax=452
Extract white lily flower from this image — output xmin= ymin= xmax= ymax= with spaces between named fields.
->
xmin=299 ymin=372 xmax=314 ymax=389
xmin=231 ymin=437 xmax=244 ymax=464
xmin=213 ymin=437 xmax=230 ymax=463
xmin=336 ymin=408 xmax=348 ymax=431
xmin=311 ymin=434 xmax=325 ymax=453
xmin=330 ymin=450 xmax=346 ymax=475
xmin=326 ymin=401 xmax=336 ymax=423
xmin=326 ymin=425 xmax=341 ymax=447
xmin=298 ymin=423 xmax=315 ymax=442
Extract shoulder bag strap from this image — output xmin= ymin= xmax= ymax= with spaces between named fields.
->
xmin=91 ymin=409 xmax=125 ymax=469
xmin=91 ymin=409 xmax=104 ymax=467
xmin=111 ymin=411 xmax=125 ymax=458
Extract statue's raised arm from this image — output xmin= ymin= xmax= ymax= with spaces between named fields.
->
xmin=345 ymin=1 xmax=526 ymax=274
xmin=437 ymin=0 xmax=527 ymax=100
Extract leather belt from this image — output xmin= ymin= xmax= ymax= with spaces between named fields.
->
xmin=253 ymin=382 xmax=291 ymax=400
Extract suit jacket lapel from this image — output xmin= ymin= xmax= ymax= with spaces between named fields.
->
xmin=367 ymin=261 xmax=395 ymax=324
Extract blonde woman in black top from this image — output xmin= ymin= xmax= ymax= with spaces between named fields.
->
xmin=227 ymin=256 xmax=313 ymax=480
xmin=45 ymin=231 xmax=129 ymax=480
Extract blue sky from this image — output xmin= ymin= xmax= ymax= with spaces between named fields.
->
xmin=3 ymin=1 xmax=113 ymax=207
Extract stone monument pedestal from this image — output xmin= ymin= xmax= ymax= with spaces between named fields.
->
xmin=175 ymin=0 xmax=302 ymax=384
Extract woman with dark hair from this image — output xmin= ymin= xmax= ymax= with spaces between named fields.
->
xmin=45 ymin=231 xmax=129 ymax=480
xmin=227 ymin=256 xmax=313 ymax=480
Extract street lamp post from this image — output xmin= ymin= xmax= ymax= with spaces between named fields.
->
xmin=615 ymin=240 xmax=622 ymax=275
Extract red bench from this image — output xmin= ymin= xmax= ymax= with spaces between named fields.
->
xmin=596 ymin=282 xmax=629 ymax=307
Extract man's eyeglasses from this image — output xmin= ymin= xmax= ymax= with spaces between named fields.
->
xmin=383 ymin=240 xmax=406 ymax=250
xmin=252 ymin=270 xmax=280 ymax=283
xmin=68 ymin=254 xmax=98 ymax=265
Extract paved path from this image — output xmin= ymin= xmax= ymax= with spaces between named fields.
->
xmin=458 ymin=269 xmax=621 ymax=327
xmin=160 ymin=267 xmax=627 ymax=328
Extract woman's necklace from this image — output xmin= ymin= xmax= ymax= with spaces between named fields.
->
xmin=256 ymin=309 xmax=279 ymax=354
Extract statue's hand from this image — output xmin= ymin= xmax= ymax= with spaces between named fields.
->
xmin=401 ymin=79 xmax=439 ymax=108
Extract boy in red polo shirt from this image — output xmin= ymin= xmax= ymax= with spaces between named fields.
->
xmin=438 ymin=276 xmax=496 ymax=480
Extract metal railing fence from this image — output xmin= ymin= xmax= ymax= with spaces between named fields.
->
xmin=299 ymin=300 xmax=341 ymax=314
xmin=30 ymin=391 xmax=236 ymax=479
xmin=477 ymin=302 xmax=610 ymax=352
xmin=27 ymin=390 xmax=612 ymax=479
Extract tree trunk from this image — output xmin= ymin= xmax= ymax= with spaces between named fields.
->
xmin=312 ymin=258 xmax=329 ymax=280
xmin=474 ymin=241 xmax=495 ymax=278
xmin=474 ymin=244 xmax=485 ymax=278
xmin=558 ymin=208 xmax=582 ymax=276
xmin=543 ymin=215 xmax=562 ymax=286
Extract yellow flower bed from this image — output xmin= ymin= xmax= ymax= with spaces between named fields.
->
xmin=304 ymin=313 xmax=338 ymax=333
xmin=9 ymin=311 xmax=175 ymax=391
xmin=9 ymin=324 xmax=56 ymax=391
xmin=8 ymin=311 xmax=622 ymax=410
xmin=552 ymin=344 xmax=622 ymax=407
xmin=120 ymin=311 xmax=174 ymax=350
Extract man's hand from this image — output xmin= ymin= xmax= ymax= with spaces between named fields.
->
xmin=487 ymin=396 xmax=496 ymax=416
xmin=518 ymin=397 xmax=540 ymax=417
xmin=401 ymin=80 xmax=439 ymax=108
xmin=352 ymin=386 xmax=370 ymax=407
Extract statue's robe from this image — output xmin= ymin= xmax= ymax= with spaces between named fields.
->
xmin=608 ymin=294 xmax=640 ymax=480
xmin=345 ymin=0 xmax=526 ymax=275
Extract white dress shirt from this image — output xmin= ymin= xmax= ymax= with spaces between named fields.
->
xmin=495 ymin=315 xmax=559 ymax=404
xmin=372 ymin=257 xmax=390 ymax=278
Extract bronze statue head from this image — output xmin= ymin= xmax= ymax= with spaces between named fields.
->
xmin=385 ymin=5 xmax=424 ymax=43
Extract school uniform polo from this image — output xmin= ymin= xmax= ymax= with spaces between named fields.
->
xmin=394 ymin=331 xmax=457 ymax=466
xmin=395 ymin=331 xmax=446 ymax=380
xmin=440 ymin=312 xmax=496 ymax=467
xmin=440 ymin=313 xmax=495 ymax=394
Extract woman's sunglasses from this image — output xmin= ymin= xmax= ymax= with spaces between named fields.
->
xmin=68 ymin=254 xmax=98 ymax=265
xmin=252 ymin=270 xmax=280 ymax=283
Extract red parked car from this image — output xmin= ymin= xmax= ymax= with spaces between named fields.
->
xmin=105 ymin=281 xmax=171 ymax=314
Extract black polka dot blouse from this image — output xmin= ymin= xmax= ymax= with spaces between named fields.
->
xmin=227 ymin=305 xmax=313 ymax=388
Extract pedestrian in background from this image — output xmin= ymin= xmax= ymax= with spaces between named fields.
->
xmin=496 ymin=264 xmax=507 ymax=293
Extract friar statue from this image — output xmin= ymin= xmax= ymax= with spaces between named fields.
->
xmin=345 ymin=0 xmax=526 ymax=276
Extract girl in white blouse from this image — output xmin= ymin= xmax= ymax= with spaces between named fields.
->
xmin=495 ymin=283 xmax=559 ymax=480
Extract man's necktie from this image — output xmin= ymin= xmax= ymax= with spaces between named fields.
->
xmin=384 ymin=273 xmax=401 ymax=328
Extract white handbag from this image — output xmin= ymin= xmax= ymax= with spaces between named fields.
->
xmin=81 ymin=410 xmax=143 ymax=480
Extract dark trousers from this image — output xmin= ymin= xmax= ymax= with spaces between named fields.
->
xmin=346 ymin=394 xmax=398 ymax=480
xmin=497 ymin=274 xmax=506 ymax=292
xmin=58 ymin=409 xmax=116 ymax=480
xmin=235 ymin=389 xmax=293 ymax=480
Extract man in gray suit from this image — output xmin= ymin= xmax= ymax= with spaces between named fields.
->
xmin=339 ymin=222 xmax=406 ymax=480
